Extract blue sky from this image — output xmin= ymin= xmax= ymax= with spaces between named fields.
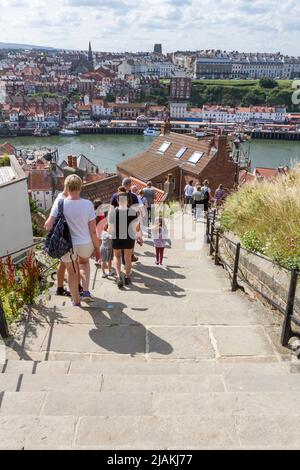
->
xmin=0 ymin=0 xmax=299 ymax=54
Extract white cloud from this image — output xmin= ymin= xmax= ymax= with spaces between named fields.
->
xmin=0 ymin=0 xmax=299 ymax=54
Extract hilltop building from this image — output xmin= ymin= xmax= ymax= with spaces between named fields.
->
xmin=88 ymin=41 xmax=94 ymax=72
xmin=154 ymin=44 xmax=162 ymax=54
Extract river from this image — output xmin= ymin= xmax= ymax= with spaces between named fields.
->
xmin=1 ymin=134 xmax=299 ymax=172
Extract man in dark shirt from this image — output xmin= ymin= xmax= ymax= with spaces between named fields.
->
xmin=110 ymin=177 xmax=139 ymax=262
xmin=110 ymin=178 xmax=139 ymax=208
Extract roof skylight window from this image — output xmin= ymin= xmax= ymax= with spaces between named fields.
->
xmin=175 ymin=147 xmax=187 ymax=158
xmin=157 ymin=141 xmax=171 ymax=154
xmin=188 ymin=151 xmax=204 ymax=164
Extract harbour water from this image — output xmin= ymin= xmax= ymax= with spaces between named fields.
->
xmin=1 ymin=134 xmax=300 ymax=172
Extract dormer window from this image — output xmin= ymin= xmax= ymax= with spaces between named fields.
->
xmin=176 ymin=146 xmax=187 ymax=159
xmin=157 ymin=141 xmax=171 ymax=154
xmin=188 ymin=152 xmax=204 ymax=164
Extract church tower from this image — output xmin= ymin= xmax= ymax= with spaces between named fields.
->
xmin=88 ymin=41 xmax=94 ymax=71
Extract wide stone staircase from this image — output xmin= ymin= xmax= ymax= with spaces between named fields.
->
xmin=1 ymin=213 xmax=300 ymax=449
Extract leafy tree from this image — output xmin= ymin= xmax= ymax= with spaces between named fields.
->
xmin=259 ymin=77 xmax=278 ymax=89
xmin=240 ymin=90 xmax=266 ymax=106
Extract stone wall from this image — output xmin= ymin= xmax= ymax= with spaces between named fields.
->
xmin=219 ymin=231 xmax=300 ymax=320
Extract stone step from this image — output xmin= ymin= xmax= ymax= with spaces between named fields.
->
xmin=1 ymin=359 xmax=291 ymax=376
xmin=4 ymin=414 xmax=300 ymax=449
xmin=0 ymin=373 xmax=225 ymax=393
xmin=2 ymin=413 xmax=300 ymax=449
xmin=2 ymin=371 xmax=299 ymax=394
xmin=0 ymin=373 xmax=103 ymax=392
xmin=2 ymin=391 xmax=300 ymax=418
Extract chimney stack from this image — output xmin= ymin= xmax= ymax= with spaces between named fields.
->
xmin=216 ymin=135 xmax=228 ymax=157
xmin=67 ymin=155 xmax=78 ymax=168
xmin=72 ymin=156 xmax=77 ymax=168
xmin=160 ymin=119 xmax=172 ymax=136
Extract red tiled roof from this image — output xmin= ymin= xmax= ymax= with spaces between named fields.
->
xmin=81 ymin=175 xmax=121 ymax=203
xmin=0 ymin=142 xmax=16 ymax=156
xmin=27 ymin=170 xmax=64 ymax=191
xmin=130 ymin=177 xmax=165 ymax=202
xmin=85 ymin=173 xmax=108 ymax=183
xmin=254 ymin=167 xmax=280 ymax=179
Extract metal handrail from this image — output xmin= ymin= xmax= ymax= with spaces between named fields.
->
xmin=206 ymin=210 xmax=300 ymax=348
xmin=0 ymin=240 xmax=44 ymax=260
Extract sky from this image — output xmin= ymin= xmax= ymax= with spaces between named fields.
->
xmin=0 ymin=0 xmax=299 ymax=55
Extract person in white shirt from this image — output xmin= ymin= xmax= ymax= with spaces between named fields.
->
xmin=45 ymin=175 xmax=100 ymax=306
xmin=184 ymin=180 xmax=194 ymax=212
xmin=51 ymin=188 xmax=70 ymax=297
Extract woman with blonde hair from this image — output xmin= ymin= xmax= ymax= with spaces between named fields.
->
xmin=45 ymin=174 xmax=100 ymax=306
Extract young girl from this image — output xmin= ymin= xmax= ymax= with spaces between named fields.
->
xmin=100 ymin=223 xmax=114 ymax=278
xmin=152 ymin=216 xmax=171 ymax=266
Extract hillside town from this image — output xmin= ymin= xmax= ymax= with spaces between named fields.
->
xmin=2 ymin=0 xmax=300 ymax=453
xmin=1 ymin=43 xmax=300 ymax=134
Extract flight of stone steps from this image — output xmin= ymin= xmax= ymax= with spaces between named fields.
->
xmin=1 ymin=214 xmax=300 ymax=449
xmin=1 ymin=357 xmax=300 ymax=450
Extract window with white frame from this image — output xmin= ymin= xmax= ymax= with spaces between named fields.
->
xmin=157 ymin=141 xmax=171 ymax=154
xmin=188 ymin=152 xmax=204 ymax=164
xmin=176 ymin=147 xmax=187 ymax=159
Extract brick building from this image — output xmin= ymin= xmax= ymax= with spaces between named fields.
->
xmin=170 ymin=74 xmax=192 ymax=101
xmin=117 ymin=130 xmax=237 ymax=197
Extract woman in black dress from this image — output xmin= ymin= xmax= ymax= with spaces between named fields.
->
xmin=109 ymin=188 xmax=142 ymax=288
xmin=201 ymin=179 xmax=211 ymax=215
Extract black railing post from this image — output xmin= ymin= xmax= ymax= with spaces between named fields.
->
xmin=215 ymin=229 xmax=220 ymax=265
xmin=231 ymin=242 xmax=241 ymax=292
xmin=209 ymin=224 xmax=214 ymax=256
xmin=0 ymin=301 xmax=9 ymax=339
xmin=281 ymin=269 xmax=299 ymax=347
xmin=206 ymin=213 xmax=210 ymax=244
xmin=212 ymin=208 xmax=217 ymax=225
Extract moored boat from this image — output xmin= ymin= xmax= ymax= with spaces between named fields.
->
xmin=59 ymin=128 xmax=79 ymax=136
xmin=143 ymin=127 xmax=160 ymax=137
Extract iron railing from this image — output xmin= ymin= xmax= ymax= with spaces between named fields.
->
xmin=206 ymin=209 xmax=300 ymax=348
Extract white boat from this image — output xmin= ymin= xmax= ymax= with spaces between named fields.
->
xmin=59 ymin=128 xmax=78 ymax=136
xmin=143 ymin=127 xmax=160 ymax=137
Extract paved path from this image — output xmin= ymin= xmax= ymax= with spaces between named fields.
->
xmin=1 ymin=213 xmax=299 ymax=449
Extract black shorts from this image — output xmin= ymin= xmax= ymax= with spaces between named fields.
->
xmin=112 ymin=239 xmax=135 ymax=250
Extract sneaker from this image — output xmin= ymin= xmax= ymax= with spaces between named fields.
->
xmin=155 ymin=261 xmax=159 ymax=265
xmin=56 ymin=287 xmax=71 ymax=297
xmin=81 ymin=291 xmax=95 ymax=302
xmin=124 ymin=277 xmax=131 ymax=286
xmin=102 ymin=273 xmax=108 ymax=278
xmin=117 ymin=277 xmax=124 ymax=289
xmin=108 ymin=270 xmax=115 ymax=276
xmin=71 ymin=301 xmax=81 ymax=307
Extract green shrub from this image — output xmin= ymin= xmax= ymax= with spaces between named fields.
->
xmin=0 ymin=155 xmax=11 ymax=167
xmin=221 ymin=165 xmax=300 ymax=269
